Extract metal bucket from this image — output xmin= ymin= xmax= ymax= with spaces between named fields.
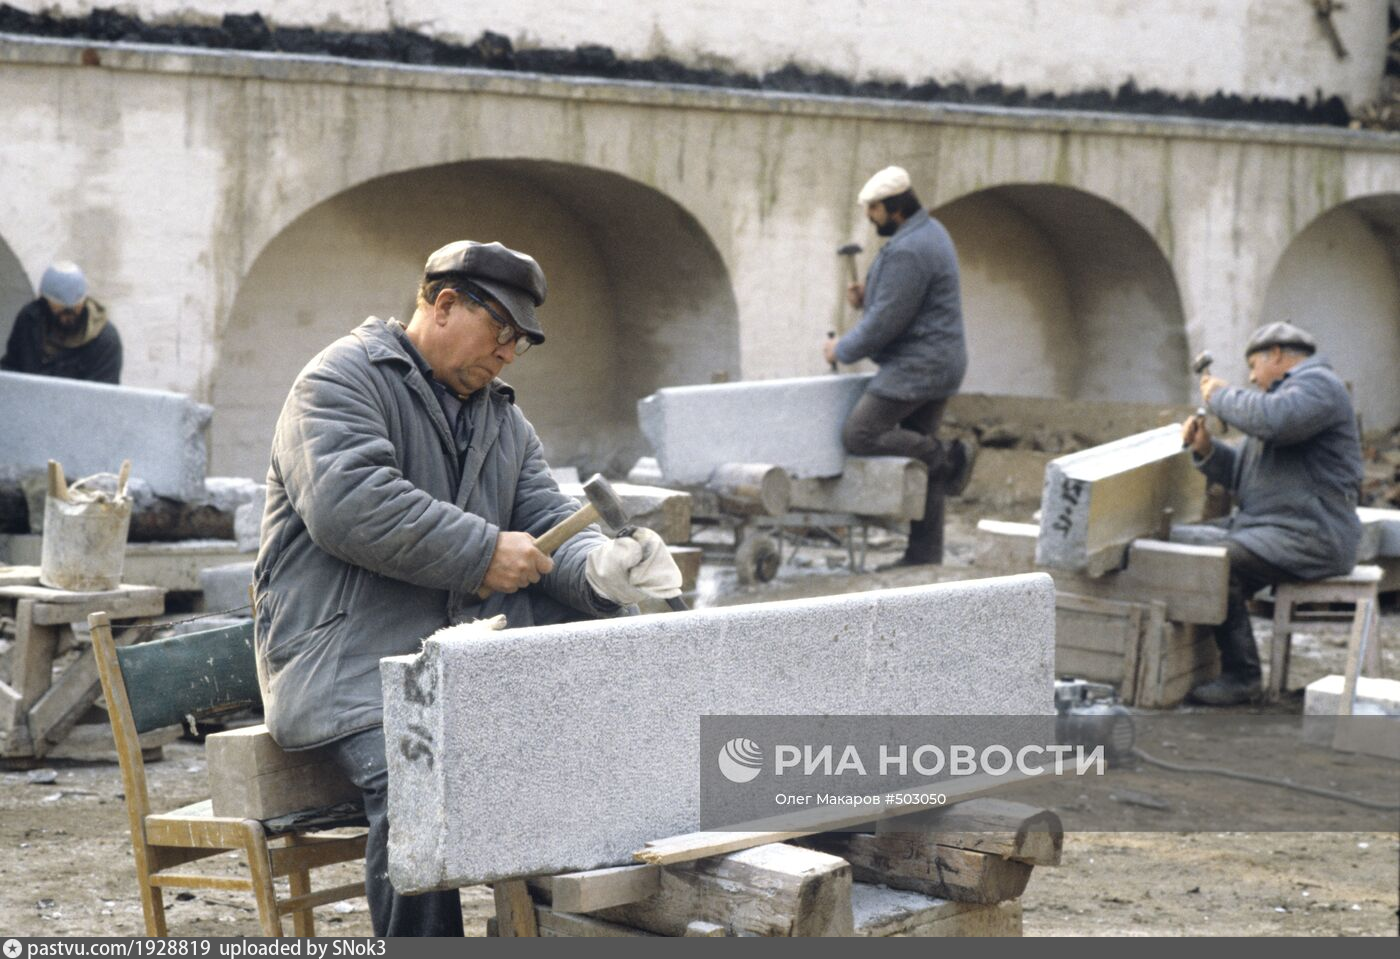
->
xmin=37 ymin=460 xmax=133 ymax=592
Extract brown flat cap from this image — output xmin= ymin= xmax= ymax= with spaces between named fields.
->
xmin=424 ymin=240 xmax=547 ymax=342
xmin=1245 ymin=321 xmax=1316 ymax=358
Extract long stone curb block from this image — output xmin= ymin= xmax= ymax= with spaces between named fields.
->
xmin=637 ymin=374 xmax=873 ymax=484
xmin=382 ymin=573 xmax=1056 ymax=892
xmin=0 ymin=371 xmax=212 ymax=501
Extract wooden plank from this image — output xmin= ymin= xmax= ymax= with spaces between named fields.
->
xmin=873 ymin=799 xmax=1063 ymax=866
xmin=801 ymin=833 xmax=1032 ymax=904
xmin=597 ymin=843 xmax=853 ymax=937
xmin=27 ymin=646 xmax=102 ymax=756
xmin=30 ymin=587 xmax=165 ymax=626
xmin=534 ymin=906 xmax=655 ymax=938
xmin=635 ymin=770 xmax=1033 ymax=866
xmin=493 ymin=880 xmax=539 ymax=937
xmin=1133 ymin=603 xmax=1206 ymax=709
xmin=546 ymin=864 xmax=661 ymax=914
xmin=1054 ymin=648 xmax=1126 ymax=681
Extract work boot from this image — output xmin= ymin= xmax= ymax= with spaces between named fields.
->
xmin=942 ymin=439 xmax=977 ymax=497
xmin=1189 ymin=674 xmax=1262 ymax=706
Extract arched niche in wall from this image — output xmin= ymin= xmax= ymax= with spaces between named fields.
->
xmin=0 ymin=234 xmax=34 ymax=350
xmin=1261 ymin=194 xmax=1400 ymax=433
xmin=931 ymin=184 xmax=1188 ymax=404
xmin=210 ymin=160 xmax=739 ymax=479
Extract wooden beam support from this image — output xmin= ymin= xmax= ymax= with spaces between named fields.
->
xmin=636 ymin=770 xmax=1031 ymax=867
xmin=542 ymin=864 xmax=661 ymax=914
xmin=492 ymin=880 xmax=539 ymax=937
xmin=802 ymin=833 xmax=1032 ymax=904
xmin=597 ymin=843 xmax=853 ymax=937
xmin=874 ymin=798 xmax=1063 ymax=866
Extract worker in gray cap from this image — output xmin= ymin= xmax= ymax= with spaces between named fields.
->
xmin=255 ymin=240 xmax=681 ymax=936
xmin=1 ymin=261 xmax=121 ymax=383
xmin=822 ymin=165 xmax=972 ymax=566
xmin=1179 ymin=321 xmax=1363 ymax=705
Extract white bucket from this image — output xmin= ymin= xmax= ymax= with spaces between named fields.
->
xmin=38 ymin=461 xmax=133 ymax=592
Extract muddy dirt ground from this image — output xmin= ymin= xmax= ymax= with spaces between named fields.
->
xmin=1 ymin=506 xmax=1397 ymax=937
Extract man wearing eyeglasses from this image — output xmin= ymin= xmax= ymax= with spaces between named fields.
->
xmin=1 ymin=261 xmax=122 ymax=383
xmin=254 ymin=239 xmax=681 ymax=936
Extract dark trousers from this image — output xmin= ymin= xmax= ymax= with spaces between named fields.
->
xmin=329 ymin=727 xmax=464 ymax=937
xmin=842 ymin=392 xmax=952 ymax=564
xmin=1216 ymin=540 xmax=1292 ymax=681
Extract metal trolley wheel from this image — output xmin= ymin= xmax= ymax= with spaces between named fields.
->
xmin=734 ymin=533 xmax=781 ymax=585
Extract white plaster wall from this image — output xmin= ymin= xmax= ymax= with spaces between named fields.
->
xmin=4 ymin=39 xmax=1400 ymax=483
xmin=7 ymin=0 xmax=1389 ymax=106
xmin=0 ymin=235 xmax=33 ymax=347
xmin=212 ymin=161 xmax=739 ymax=478
xmin=1261 ymin=200 xmax=1400 ymax=431
xmin=933 ymin=193 xmax=1078 ymax=399
xmin=931 ymin=184 xmax=1189 ymax=405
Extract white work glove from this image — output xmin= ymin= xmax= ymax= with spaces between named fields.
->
xmin=585 ymin=528 xmax=683 ymax=604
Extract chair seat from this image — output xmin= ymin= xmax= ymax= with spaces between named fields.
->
xmin=147 ymin=798 xmax=368 ymax=846
xmin=1286 ymin=565 xmax=1383 ymax=587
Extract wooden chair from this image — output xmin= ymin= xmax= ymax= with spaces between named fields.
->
xmin=89 ymin=611 xmax=368 ymax=936
xmin=1267 ymin=565 xmax=1384 ymax=701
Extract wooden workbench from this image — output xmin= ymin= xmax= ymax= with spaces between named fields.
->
xmin=0 ymin=566 xmax=165 ymax=759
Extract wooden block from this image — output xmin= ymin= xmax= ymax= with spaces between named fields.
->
xmin=547 ymin=864 xmax=661 ymax=913
xmin=874 ymin=799 xmax=1063 ymax=866
xmin=534 ymin=906 xmax=655 ymax=937
xmin=788 ymin=456 xmax=928 ymax=520
xmin=802 ymin=833 xmax=1032 ymax=905
xmin=597 ymin=843 xmax=854 ymax=937
xmin=492 ymin=880 xmax=539 ymax=937
xmin=668 ymin=546 xmax=702 ymax=593
xmin=206 ymin=724 xmax=360 ymax=819
xmin=852 ymin=883 xmax=1022 ymax=937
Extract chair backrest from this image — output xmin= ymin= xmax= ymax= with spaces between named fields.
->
xmin=90 ymin=613 xmax=260 ymax=827
xmin=116 ymin=622 xmax=261 ymax=734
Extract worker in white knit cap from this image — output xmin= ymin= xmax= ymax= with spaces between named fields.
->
xmin=822 ymin=166 xmax=970 ymax=566
xmin=2 ymin=260 xmax=122 ymax=383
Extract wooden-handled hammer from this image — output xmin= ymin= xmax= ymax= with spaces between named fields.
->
xmin=478 ymin=474 xmax=688 ymax=610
